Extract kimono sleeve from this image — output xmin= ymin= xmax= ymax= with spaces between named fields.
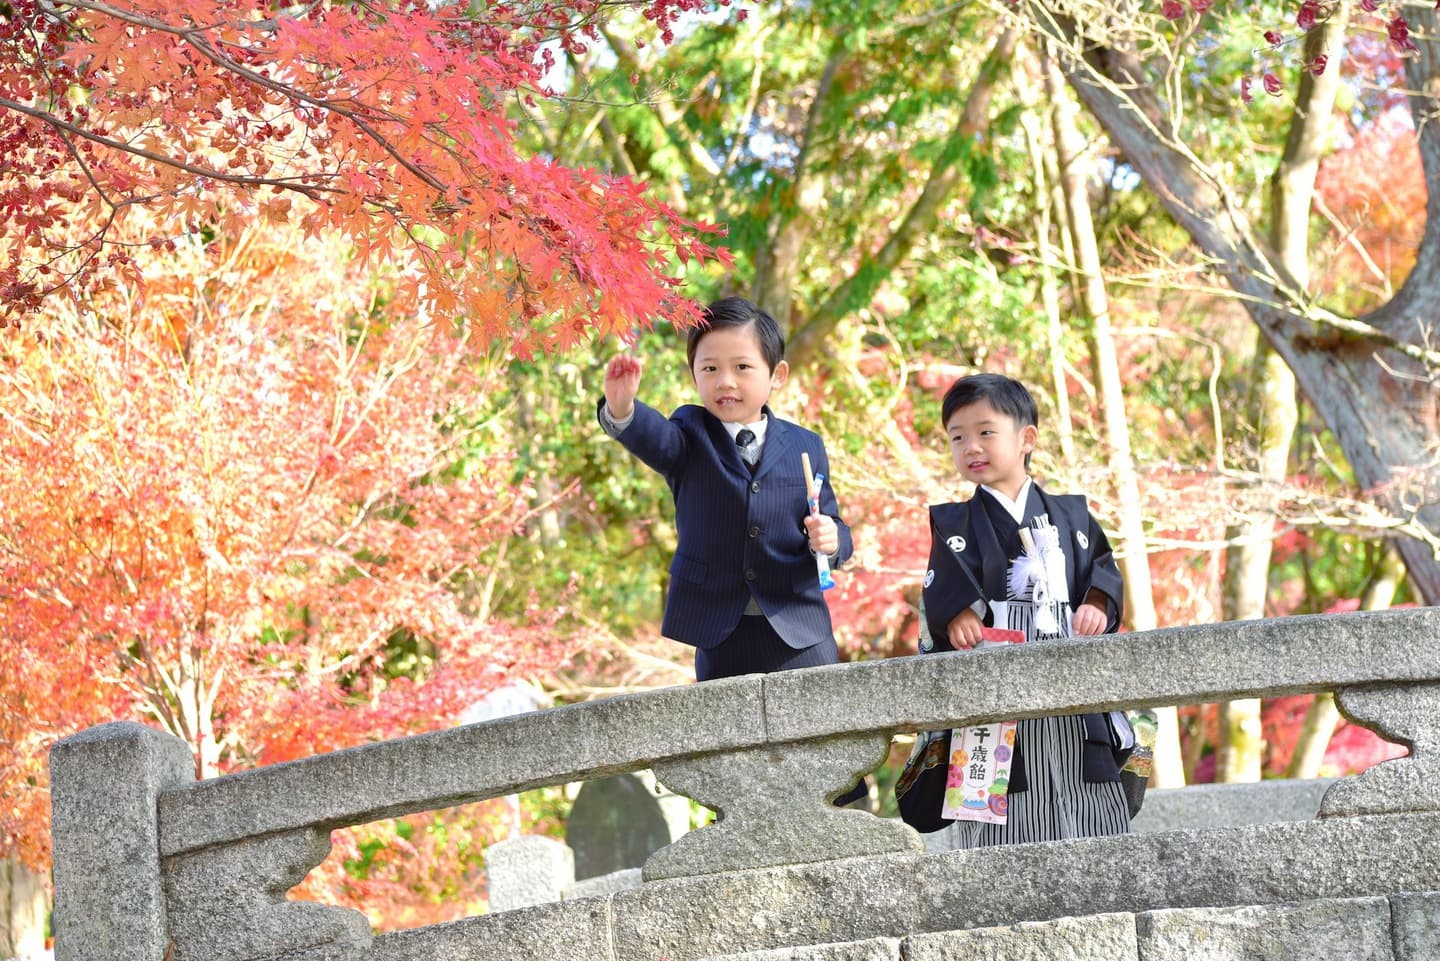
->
xmin=1082 ymin=509 xmax=1125 ymax=632
xmin=921 ymin=504 xmax=986 ymax=652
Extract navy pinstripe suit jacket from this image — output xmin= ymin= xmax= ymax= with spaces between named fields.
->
xmin=602 ymin=399 xmax=852 ymax=652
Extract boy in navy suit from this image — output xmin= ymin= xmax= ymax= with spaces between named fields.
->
xmin=597 ymin=296 xmax=852 ymax=683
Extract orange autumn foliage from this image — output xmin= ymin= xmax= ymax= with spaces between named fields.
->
xmin=1314 ymin=111 xmax=1425 ymax=299
xmin=0 ymin=222 xmax=575 ymax=880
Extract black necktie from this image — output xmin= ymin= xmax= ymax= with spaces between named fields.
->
xmin=735 ymin=428 xmax=757 ymax=469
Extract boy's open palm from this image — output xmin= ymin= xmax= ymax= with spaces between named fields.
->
xmin=604 ymin=355 xmax=643 ymax=419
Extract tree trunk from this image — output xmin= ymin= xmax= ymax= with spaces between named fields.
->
xmin=786 ymin=28 xmax=1019 ymax=367
xmin=752 ymin=45 xmax=844 ymax=326
xmin=1028 ymin=3 xmax=1440 ymax=603
xmin=1018 ymin=56 xmax=1076 ymax=465
xmin=1218 ymin=12 xmax=1340 ymax=784
xmin=0 ymin=858 xmax=47 ymax=960
xmin=513 ymin=365 xmax=562 ymax=550
xmin=1045 ymin=49 xmax=1182 ymax=788
xmin=1215 ymin=210 xmax=1316 ymax=781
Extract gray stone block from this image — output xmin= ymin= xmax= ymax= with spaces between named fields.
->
xmin=908 ymin=913 xmax=1137 ymax=961
xmin=1136 ymin=896 xmax=1392 ymax=960
xmin=701 ymin=937 xmax=902 ymax=961
xmin=1392 ymin=891 xmax=1440 ymax=961
xmin=563 ymin=867 xmax=642 ymax=901
xmin=367 ymin=897 xmax=611 ymax=961
xmin=647 ymin=735 xmax=921 ymax=879
xmin=612 ymin=853 xmax=925 ymax=960
xmin=1129 ymin=778 xmax=1333 ymax=834
xmin=163 ymin=826 xmax=370 ymax=961
xmin=49 ymin=722 xmax=195 ymax=961
xmin=484 ymin=835 xmax=574 ymax=913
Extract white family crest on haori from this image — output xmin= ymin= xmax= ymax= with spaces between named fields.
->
xmin=947 ymin=535 xmax=967 ymax=554
xmin=1002 ymin=515 xmax=1071 ymax=638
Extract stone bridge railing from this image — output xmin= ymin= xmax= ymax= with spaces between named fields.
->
xmin=50 ymin=607 xmax=1440 ymax=961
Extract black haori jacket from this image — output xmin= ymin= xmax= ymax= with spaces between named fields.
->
xmin=921 ymin=482 xmax=1128 ymax=793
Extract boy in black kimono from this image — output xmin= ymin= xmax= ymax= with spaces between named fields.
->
xmin=921 ymin=373 xmax=1131 ymax=845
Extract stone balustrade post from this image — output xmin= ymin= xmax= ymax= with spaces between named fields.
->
xmin=49 ymin=722 xmax=195 ymax=961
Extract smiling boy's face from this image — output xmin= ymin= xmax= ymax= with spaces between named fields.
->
xmin=944 ymin=399 xmax=1036 ymax=500
xmin=690 ymin=322 xmax=789 ymax=425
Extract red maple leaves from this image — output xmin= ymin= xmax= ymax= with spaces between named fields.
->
xmin=1162 ymin=0 xmax=1423 ymax=104
xmin=1 ymin=0 xmax=731 ymax=345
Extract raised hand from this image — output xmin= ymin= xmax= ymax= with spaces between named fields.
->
xmin=604 ymin=355 xmax=643 ymax=420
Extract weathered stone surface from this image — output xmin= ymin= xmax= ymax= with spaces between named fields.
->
xmin=1129 ymin=778 xmax=1333 ymax=834
xmin=563 ymin=867 xmax=642 ymax=901
xmin=908 ymin=913 xmax=1137 ymax=961
xmin=614 ymin=853 xmax=924 ymax=961
xmin=700 ymin=937 xmax=902 ymax=961
xmin=913 ymin=813 xmax=1440 ymax=934
xmin=1320 ymin=683 xmax=1437 ymax=817
xmin=164 ymin=827 xmax=370 ymax=961
xmin=234 ymin=820 xmax=1440 ymax=961
xmin=762 ymin=609 xmax=1440 ymax=743
xmin=647 ymin=735 xmax=921 ymax=879
xmin=485 ymin=835 xmax=575 ymax=913
xmin=367 ymin=897 xmax=611 ymax=961
xmin=49 ymin=722 xmax=194 ymax=961
xmin=1136 ymin=897 xmax=1392 ymax=961
xmin=1392 ymin=891 xmax=1440 ymax=961
xmin=158 ymin=675 xmax=767 ymax=856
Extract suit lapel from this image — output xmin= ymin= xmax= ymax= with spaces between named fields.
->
xmin=752 ymin=408 xmax=793 ymax=482
xmin=703 ymin=410 xmax=750 ymax=478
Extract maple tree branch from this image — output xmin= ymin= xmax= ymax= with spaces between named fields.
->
xmin=1311 ymin=193 xmax=1392 ymax=289
xmin=0 ymin=96 xmax=336 ymax=199
xmin=51 ymin=0 xmax=455 ymax=199
xmin=15 ymin=119 xmax=125 ymax=302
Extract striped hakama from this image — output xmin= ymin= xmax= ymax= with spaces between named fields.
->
xmin=950 ymin=713 xmax=1131 ymax=847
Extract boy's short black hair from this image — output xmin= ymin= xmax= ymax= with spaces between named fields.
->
xmin=941 ymin=373 xmax=1039 ymax=431
xmin=686 ymin=297 xmax=786 ymax=372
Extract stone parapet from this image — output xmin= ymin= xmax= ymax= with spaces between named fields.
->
xmin=45 ymin=607 xmax=1440 ymax=961
xmin=697 ymin=893 xmax=1435 ymax=961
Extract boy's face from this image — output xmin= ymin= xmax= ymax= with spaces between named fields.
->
xmin=690 ymin=323 xmax=788 ymax=424
xmin=944 ymin=399 xmax=1037 ymax=500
